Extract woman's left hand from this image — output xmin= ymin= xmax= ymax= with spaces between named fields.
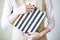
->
xmin=24 ymin=27 xmax=50 ymax=40
xmin=28 ymin=32 xmax=43 ymax=40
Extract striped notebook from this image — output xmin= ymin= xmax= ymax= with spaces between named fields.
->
xmin=13 ymin=8 xmax=46 ymax=33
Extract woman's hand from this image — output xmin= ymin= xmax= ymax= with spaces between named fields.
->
xmin=28 ymin=32 xmax=43 ymax=40
xmin=27 ymin=27 xmax=50 ymax=40
xmin=26 ymin=4 xmax=35 ymax=13
xmin=15 ymin=4 xmax=35 ymax=14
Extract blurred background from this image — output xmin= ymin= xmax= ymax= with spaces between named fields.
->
xmin=0 ymin=0 xmax=60 ymax=40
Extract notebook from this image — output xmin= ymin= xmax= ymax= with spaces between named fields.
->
xmin=13 ymin=8 xmax=46 ymax=33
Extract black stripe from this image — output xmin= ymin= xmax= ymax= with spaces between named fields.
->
xmin=18 ymin=13 xmax=29 ymax=29
xmin=31 ymin=13 xmax=44 ymax=32
xmin=21 ymin=8 xmax=37 ymax=32
xmin=15 ymin=14 xmax=24 ymax=27
xmin=25 ymin=10 xmax=40 ymax=33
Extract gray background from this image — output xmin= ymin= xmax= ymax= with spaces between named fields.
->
xmin=0 ymin=0 xmax=60 ymax=40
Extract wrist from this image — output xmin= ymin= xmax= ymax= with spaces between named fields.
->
xmin=8 ymin=13 xmax=20 ymax=24
xmin=39 ymin=27 xmax=51 ymax=37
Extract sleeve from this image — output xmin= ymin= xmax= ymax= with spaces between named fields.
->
xmin=1 ymin=0 xmax=13 ymax=30
xmin=45 ymin=0 xmax=55 ymax=30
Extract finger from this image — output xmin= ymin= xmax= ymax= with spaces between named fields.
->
xmin=26 ymin=5 xmax=35 ymax=9
xmin=26 ymin=9 xmax=31 ymax=13
xmin=26 ymin=9 xmax=33 ymax=11
xmin=26 ymin=6 xmax=36 ymax=10
xmin=26 ymin=6 xmax=34 ymax=9
xmin=28 ymin=35 xmax=36 ymax=40
xmin=28 ymin=32 xmax=32 ymax=34
xmin=28 ymin=32 xmax=35 ymax=35
xmin=26 ymin=9 xmax=34 ymax=13
xmin=24 ymin=33 xmax=29 ymax=37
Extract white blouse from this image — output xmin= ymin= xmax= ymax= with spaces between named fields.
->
xmin=1 ymin=0 xmax=55 ymax=30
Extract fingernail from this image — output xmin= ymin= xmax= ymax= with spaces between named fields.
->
xmin=35 ymin=7 xmax=36 ymax=8
xmin=33 ymin=5 xmax=35 ymax=6
xmin=29 ymin=34 xmax=31 ymax=36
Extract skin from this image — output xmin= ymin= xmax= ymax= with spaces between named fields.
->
xmin=26 ymin=4 xmax=35 ymax=13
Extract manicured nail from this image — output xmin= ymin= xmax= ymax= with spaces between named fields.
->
xmin=35 ymin=7 xmax=36 ymax=8
xmin=33 ymin=5 xmax=35 ymax=6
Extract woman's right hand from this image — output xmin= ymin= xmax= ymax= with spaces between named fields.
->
xmin=26 ymin=4 xmax=35 ymax=13
xmin=15 ymin=4 xmax=35 ymax=14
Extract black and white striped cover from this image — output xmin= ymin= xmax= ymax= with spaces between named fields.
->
xmin=13 ymin=8 xmax=46 ymax=33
